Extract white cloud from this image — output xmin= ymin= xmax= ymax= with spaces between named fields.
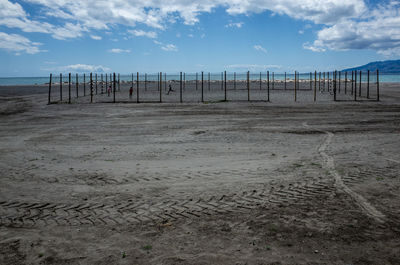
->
xmin=128 ymin=29 xmax=157 ymax=38
xmin=0 ymin=32 xmax=43 ymax=54
xmin=225 ymin=22 xmax=244 ymax=28
xmin=50 ymin=64 xmax=111 ymax=73
xmin=108 ymin=48 xmax=131 ymax=53
xmin=188 ymin=34 xmax=194 ymax=38
xmin=304 ymin=2 xmax=400 ymax=55
xmin=90 ymin=35 xmax=102 ymax=40
xmin=153 ymin=40 xmax=178 ymax=51
xmin=253 ymin=45 xmax=267 ymax=53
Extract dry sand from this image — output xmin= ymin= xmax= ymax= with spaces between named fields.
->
xmin=1 ymin=82 xmax=400 ymax=264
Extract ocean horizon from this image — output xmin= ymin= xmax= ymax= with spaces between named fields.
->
xmin=1 ymin=72 xmax=399 ymax=86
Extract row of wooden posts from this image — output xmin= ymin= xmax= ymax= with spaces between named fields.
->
xmin=48 ymin=70 xmax=379 ymax=104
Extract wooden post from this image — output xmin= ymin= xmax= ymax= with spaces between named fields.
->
xmin=113 ymin=73 xmax=116 ymax=103
xmin=160 ymin=72 xmax=162 ymax=103
xmin=68 ymin=73 xmax=71 ymax=104
xmin=367 ymin=70 xmax=370 ymax=99
xmin=354 ymin=70 xmax=357 ymax=101
xmin=345 ymin=72 xmax=347 ymax=94
xmin=247 ymin=71 xmax=250 ymax=101
xmin=310 ymin=72 xmax=312 ymax=90
xmin=136 ymin=72 xmax=139 ymax=103
xmin=376 ymin=69 xmax=379 ymax=101
xmin=105 ymin=73 xmax=108 ymax=94
xmin=224 ymin=70 xmax=227 ymax=101
xmin=221 ymin=72 xmax=223 ymax=90
xmin=83 ymin=73 xmax=86 ymax=96
xmin=359 ymin=70 xmax=362 ymax=97
xmin=164 ymin=73 xmax=167 ymax=91
xmin=95 ymin=73 xmax=98 ymax=94
xmin=48 ymin=73 xmax=52 ymax=105
xmin=60 ymin=73 xmax=62 ymax=101
xmin=131 ymin=73 xmax=133 ymax=99
xmin=314 ymin=71 xmax=317 ymax=102
xmin=183 ymin=73 xmax=186 ymax=91
xmin=284 ymin=72 xmax=286 ymax=90
xmin=259 ymin=72 xmax=262 ymax=90
xmin=157 ymin=72 xmax=160 ymax=91
xmin=267 ymin=71 xmax=270 ymax=102
xmin=351 ymin=71 xmax=354 ymax=95
xmin=333 ymin=70 xmax=337 ymax=101
xmin=90 ymin=73 xmax=93 ymax=103
xmin=338 ymin=71 xmax=341 ymax=94
xmin=196 ymin=72 xmax=198 ymax=91
xmin=208 ymin=72 xmax=210 ymax=91
xmin=76 ymin=73 xmax=79 ymax=98
xmin=319 ymin=72 xmax=321 ymax=91
xmin=201 ymin=71 xmax=204 ymax=103
xmin=101 ymin=73 xmax=103 ymax=94
xmin=145 ymin=73 xmax=147 ymax=91
xmin=234 ymin=72 xmax=236 ymax=90
xmin=180 ymin=72 xmax=183 ymax=103
xmin=294 ymin=71 xmax=297 ymax=102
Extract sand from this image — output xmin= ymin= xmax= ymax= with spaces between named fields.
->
xmin=0 ymin=82 xmax=400 ymax=264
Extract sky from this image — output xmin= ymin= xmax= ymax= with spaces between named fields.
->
xmin=0 ymin=0 xmax=399 ymax=77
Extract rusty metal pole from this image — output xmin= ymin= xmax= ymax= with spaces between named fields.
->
xmin=60 ymin=73 xmax=62 ymax=102
xmin=267 ymin=71 xmax=270 ymax=102
xmin=48 ymin=73 xmax=52 ymax=104
xmin=354 ymin=70 xmax=357 ymax=101
xmin=180 ymin=72 xmax=183 ymax=103
xmin=68 ymin=73 xmax=71 ymax=104
xmin=90 ymin=72 xmax=93 ymax=103
xmin=314 ymin=71 xmax=317 ymax=102
xmin=377 ymin=69 xmax=380 ymax=101
xmin=224 ymin=70 xmax=227 ymax=101
xmin=367 ymin=70 xmax=370 ymax=99
xmin=160 ymin=72 xmax=162 ymax=103
xmin=294 ymin=71 xmax=297 ymax=102
xmin=136 ymin=72 xmax=139 ymax=103
xmin=76 ymin=73 xmax=79 ymax=98
xmin=359 ymin=70 xmax=362 ymax=97
xmin=201 ymin=71 xmax=204 ymax=103
xmin=247 ymin=71 xmax=250 ymax=101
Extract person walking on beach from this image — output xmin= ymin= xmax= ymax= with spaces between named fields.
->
xmin=129 ymin=86 xmax=133 ymax=99
xmin=167 ymin=84 xmax=174 ymax=95
xmin=107 ymin=85 xmax=111 ymax=96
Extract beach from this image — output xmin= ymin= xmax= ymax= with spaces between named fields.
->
xmin=1 ymin=83 xmax=400 ymax=264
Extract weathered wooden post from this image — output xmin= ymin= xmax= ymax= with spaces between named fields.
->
xmin=354 ymin=70 xmax=357 ymax=101
xmin=196 ymin=72 xmax=198 ymax=91
xmin=68 ymin=73 xmax=71 ymax=104
xmin=83 ymin=73 xmax=86 ymax=96
xmin=294 ymin=71 xmax=297 ymax=102
xmin=105 ymin=73 xmax=108 ymax=94
xmin=76 ymin=73 xmax=79 ymax=98
xmin=95 ymin=73 xmax=98 ymax=94
xmin=113 ymin=72 xmax=116 ymax=103
xmin=259 ymin=72 xmax=262 ymax=90
xmin=267 ymin=71 xmax=270 ymax=102
xmin=333 ymin=70 xmax=337 ymax=101
xmin=136 ymin=72 xmax=139 ymax=103
xmin=180 ymin=72 xmax=183 ymax=103
xmin=101 ymin=73 xmax=103 ymax=94
xmin=160 ymin=72 xmax=162 ymax=103
xmin=201 ymin=71 xmax=204 ymax=103
xmin=338 ymin=71 xmax=341 ymax=94
xmin=367 ymin=70 xmax=370 ymax=99
xmin=208 ymin=72 xmax=210 ymax=91
xmin=314 ymin=70 xmax=317 ymax=102
xmin=344 ymin=72 xmax=347 ymax=94
xmin=319 ymin=72 xmax=321 ymax=91
xmin=351 ymin=71 xmax=354 ymax=95
xmin=48 ymin=73 xmax=52 ymax=105
xmin=359 ymin=70 xmax=362 ymax=97
xmin=247 ymin=71 xmax=250 ymax=101
xmin=145 ymin=73 xmax=147 ymax=91
xmin=376 ymin=69 xmax=379 ymax=101
xmin=90 ymin=73 xmax=94 ymax=103
xmin=224 ymin=70 xmax=227 ymax=101
xmin=284 ymin=72 xmax=286 ymax=90
xmin=60 ymin=73 xmax=62 ymax=102
xmin=234 ymin=72 xmax=236 ymax=90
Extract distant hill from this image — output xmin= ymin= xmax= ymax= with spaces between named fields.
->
xmin=343 ymin=60 xmax=400 ymax=73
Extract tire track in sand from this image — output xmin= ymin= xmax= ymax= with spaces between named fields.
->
xmin=303 ymin=122 xmax=386 ymax=223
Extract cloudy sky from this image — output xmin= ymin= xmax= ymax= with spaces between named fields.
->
xmin=1 ymin=0 xmax=399 ymax=76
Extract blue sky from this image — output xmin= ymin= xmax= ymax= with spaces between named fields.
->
xmin=0 ymin=0 xmax=399 ymax=77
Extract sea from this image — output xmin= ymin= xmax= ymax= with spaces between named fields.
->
xmin=1 ymin=72 xmax=399 ymax=86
